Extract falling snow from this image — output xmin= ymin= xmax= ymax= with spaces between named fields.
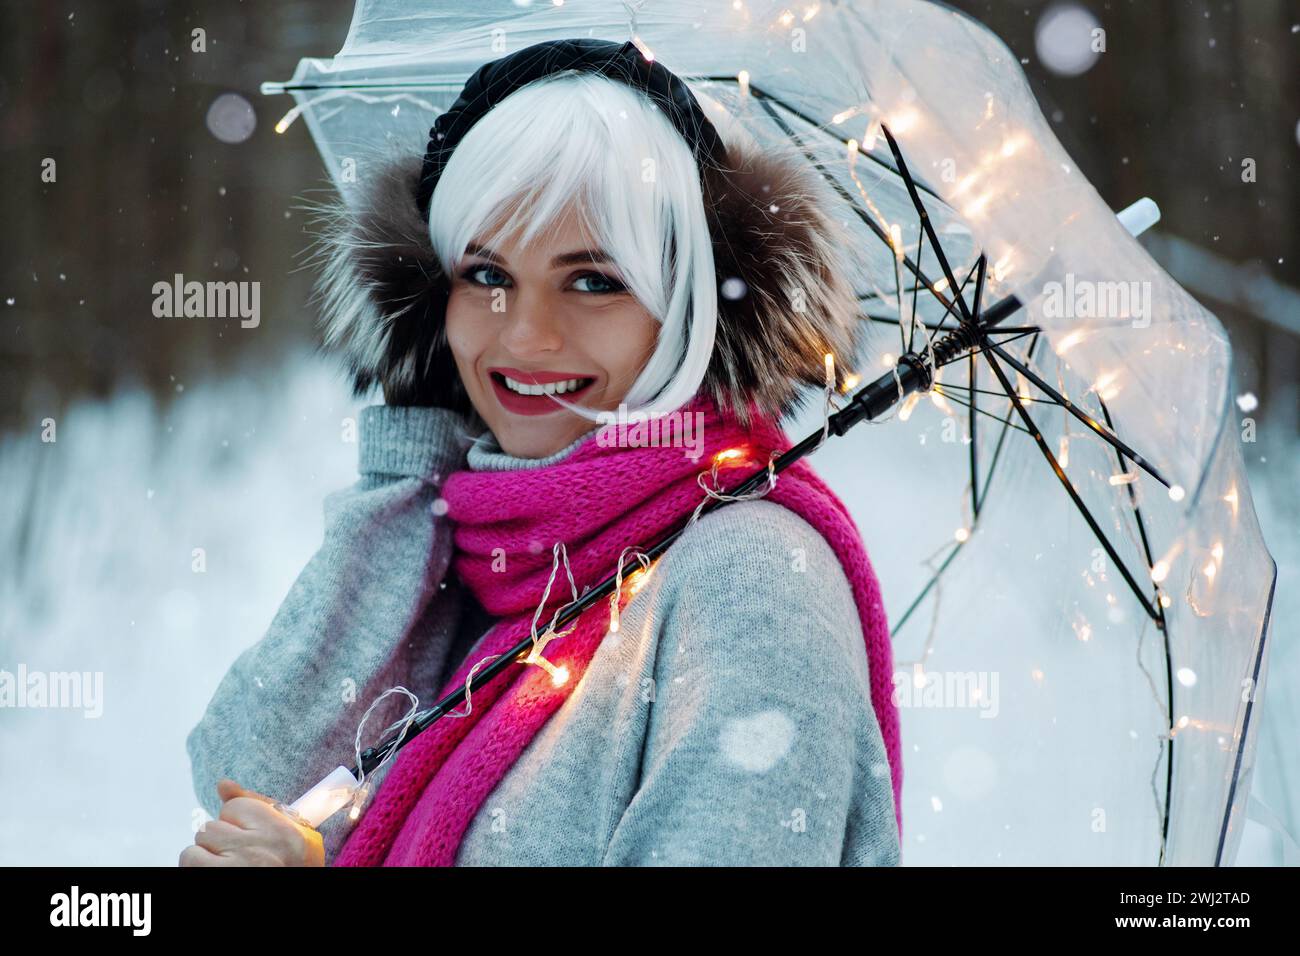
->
xmin=718 ymin=709 xmax=796 ymax=773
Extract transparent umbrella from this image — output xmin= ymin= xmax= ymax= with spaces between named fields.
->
xmin=262 ymin=0 xmax=1278 ymax=866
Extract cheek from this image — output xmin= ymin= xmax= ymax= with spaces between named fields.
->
xmin=444 ymin=294 xmax=484 ymax=368
xmin=592 ymin=307 xmax=659 ymax=380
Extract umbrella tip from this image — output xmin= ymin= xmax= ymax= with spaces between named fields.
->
xmin=1117 ymin=197 xmax=1161 ymax=238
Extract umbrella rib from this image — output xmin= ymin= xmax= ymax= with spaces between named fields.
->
xmin=859 ymin=288 xmax=935 ymax=302
xmin=1099 ymin=398 xmax=1174 ymax=851
xmin=880 ymin=124 xmax=975 ymax=327
xmin=890 ymin=539 xmax=964 ymax=634
xmin=893 ymin=335 xmax=1037 ymax=635
xmin=752 ymin=96 xmax=967 ymax=320
xmin=974 ymin=334 xmax=1039 ymax=514
xmin=931 ymin=387 xmax=1034 ymax=435
xmin=907 ymin=227 xmax=927 ymax=353
xmin=741 ymin=82 xmax=949 ymax=204
xmin=862 ymin=313 xmax=965 ymax=333
xmin=936 ymin=328 xmax=1040 ymax=367
xmin=936 ymin=381 xmax=1062 ymax=403
xmin=981 ymin=346 xmax=1161 ymax=623
xmin=969 ymin=255 xmax=989 ymax=519
xmin=986 ymin=342 xmax=1172 ymax=489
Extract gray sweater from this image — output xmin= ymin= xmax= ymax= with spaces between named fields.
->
xmin=186 ymin=404 xmax=900 ymax=866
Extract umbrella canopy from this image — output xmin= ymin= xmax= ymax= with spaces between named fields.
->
xmin=263 ymin=0 xmax=1277 ymax=866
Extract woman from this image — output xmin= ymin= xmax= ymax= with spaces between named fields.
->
xmin=182 ymin=38 xmax=902 ymax=867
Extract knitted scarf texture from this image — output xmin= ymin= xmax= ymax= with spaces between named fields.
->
xmin=332 ymin=391 xmax=902 ymax=866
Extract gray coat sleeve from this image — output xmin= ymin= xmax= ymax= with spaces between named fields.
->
xmin=601 ymin=500 xmax=899 ymax=866
xmin=185 ymin=404 xmax=472 ymax=859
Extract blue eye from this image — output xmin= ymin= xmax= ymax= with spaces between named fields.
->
xmin=462 ymin=264 xmax=511 ymax=288
xmin=572 ymin=272 xmax=627 ymax=294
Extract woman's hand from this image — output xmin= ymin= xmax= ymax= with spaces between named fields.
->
xmin=179 ymin=778 xmax=325 ymax=867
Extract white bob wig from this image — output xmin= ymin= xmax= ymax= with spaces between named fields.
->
xmin=425 ymin=71 xmax=718 ymax=424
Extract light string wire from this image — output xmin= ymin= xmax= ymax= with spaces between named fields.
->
xmin=343 ymin=685 xmax=421 ymax=817
xmin=338 ymin=367 xmax=845 ymax=824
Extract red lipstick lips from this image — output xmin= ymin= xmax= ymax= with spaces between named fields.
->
xmin=487 ymin=366 xmax=597 ymax=416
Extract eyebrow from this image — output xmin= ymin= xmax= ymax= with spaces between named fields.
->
xmin=464 ymin=242 xmax=613 ymax=269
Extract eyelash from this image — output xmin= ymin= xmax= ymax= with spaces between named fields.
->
xmin=458 ymin=264 xmax=627 ymax=295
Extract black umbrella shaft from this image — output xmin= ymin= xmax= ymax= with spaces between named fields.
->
xmin=357 ymin=295 xmax=1022 ymax=775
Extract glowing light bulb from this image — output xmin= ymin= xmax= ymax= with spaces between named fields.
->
xmin=889 ymin=107 xmax=919 ymax=134
xmin=274 ymin=105 xmax=305 ymax=134
xmin=1054 ymin=328 xmax=1086 ymax=355
xmin=992 ymin=252 xmax=1015 ymax=282
xmin=862 ymin=121 xmax=880 ymax=152
xmin=999 ymin=134 xmax=1029 ymax=158
xmin=1168 ymin=484 xmax=1185 ymax=502
xmin=622 ymin=562 xmax=654 ymax=600
xmin=1151 ymin=560 xmax=1170 ymax=584
xmin=889 ymin=223 xmax=904 ymax=261
xmin=954 ymin=527 xmax=970 ymax=543
xmin=963 ymin=191 xmax=993 ymax=219
xmin=898 ymin=392 xmax=922 ymax=422
xmin=1092 ymin=370 xmax=1121 ymax=401
xmin=952 ymin=171 xmax=981 ymax=197
xmin=551 ymin=666 xmax=570 ymax=687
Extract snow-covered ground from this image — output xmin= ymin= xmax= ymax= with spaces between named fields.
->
xmin=0 ymin=352 xmax=1295 ymax=865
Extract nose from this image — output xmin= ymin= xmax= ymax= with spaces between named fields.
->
xmin=498 ymin=286 xmax=565 ymax=357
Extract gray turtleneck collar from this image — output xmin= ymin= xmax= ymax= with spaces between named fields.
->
xmin=464 ymin=424 xmax=600 ymax=473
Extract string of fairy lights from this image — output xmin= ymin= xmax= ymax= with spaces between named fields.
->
xmin=263 ymin=15 xmax=1243 ymax=865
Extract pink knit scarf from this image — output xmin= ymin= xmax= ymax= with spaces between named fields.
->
xmin=332 ymin=391 xmax=902 ymax=866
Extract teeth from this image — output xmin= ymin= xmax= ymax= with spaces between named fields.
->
xmin=501 ymin=375 xmax=590 ymax=396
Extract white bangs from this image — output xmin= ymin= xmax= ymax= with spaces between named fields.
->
xmin=426 ymin=71 xmax=717 ymax=422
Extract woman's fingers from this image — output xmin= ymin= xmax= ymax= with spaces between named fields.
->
xmin=178 ymin=843 xmax=233 ymax=867
xmin=219 ymin=794 xmax=284 ymax=830
xmin=193 ymin=817 xmax=248 ymax=854
xmin=216 ymin=778 xmax=275 ymax=805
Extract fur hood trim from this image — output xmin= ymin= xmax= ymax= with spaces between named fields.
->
xmin=309 ymin=133 xmax=862 ymax=426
